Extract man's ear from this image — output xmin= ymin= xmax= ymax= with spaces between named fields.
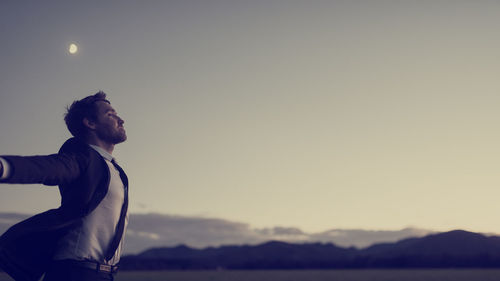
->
xmin=83 ymin=118 xmax=96 ymax=130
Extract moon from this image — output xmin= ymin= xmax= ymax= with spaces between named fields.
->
xmin=69 ymin=43 xmax=78 ymax=54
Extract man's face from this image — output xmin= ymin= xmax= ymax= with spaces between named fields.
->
xmin=93 ymin=101 xmax=127 ymax=144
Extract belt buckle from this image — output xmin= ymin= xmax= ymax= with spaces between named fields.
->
xmin=98 ymin=264 xmax=112 ymax=273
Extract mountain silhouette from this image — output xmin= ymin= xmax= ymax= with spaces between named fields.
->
xmin=120 ymin=230 xmax=500 ymax=270
xmin=355 ymin=230 xmax=500 ymax=268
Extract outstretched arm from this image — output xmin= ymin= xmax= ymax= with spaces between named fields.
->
xmin=0 ymin=152 xmax=89 ymax=186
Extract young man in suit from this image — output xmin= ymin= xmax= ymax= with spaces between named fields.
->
xmin=0 ymin=92 xmax=129 ymax=281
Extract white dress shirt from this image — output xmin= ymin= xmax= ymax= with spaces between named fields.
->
xmin=52 ymin=145 xmax=128 ymax=265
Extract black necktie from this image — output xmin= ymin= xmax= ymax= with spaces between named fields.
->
xmin=105 ymin=159 xmax=129 ymax=261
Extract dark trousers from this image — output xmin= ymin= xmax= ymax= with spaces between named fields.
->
xmin=42 ymin=261 xmax=115 ymax=281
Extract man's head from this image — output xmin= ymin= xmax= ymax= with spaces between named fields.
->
xmin=65 ymin=91 xmax=127 ymax=145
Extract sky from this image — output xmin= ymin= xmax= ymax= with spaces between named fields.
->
xmin=2 ymin=0 xmax=500 ymax=235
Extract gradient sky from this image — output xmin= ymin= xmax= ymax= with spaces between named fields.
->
xmin=2 ymin=0 xmax=500 ymax=234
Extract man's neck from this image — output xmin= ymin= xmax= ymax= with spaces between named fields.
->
xmin=86 ymin=138 xmax=114 ymax=155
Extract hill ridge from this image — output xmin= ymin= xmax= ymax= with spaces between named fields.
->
xmin=120 ymin=229 xmax=500 ymax=270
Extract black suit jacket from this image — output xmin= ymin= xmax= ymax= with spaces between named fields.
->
xmin=0 ymin=138 xmax=126 ymax=281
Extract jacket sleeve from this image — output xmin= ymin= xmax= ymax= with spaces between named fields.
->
xmin=0 ymin=151 xmax=89 ymax=186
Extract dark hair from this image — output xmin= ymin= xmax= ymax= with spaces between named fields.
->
xmin=64 ymin=91 xmax=110 ymax=138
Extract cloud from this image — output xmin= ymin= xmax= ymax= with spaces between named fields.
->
xmin=122 ymin=213 xmax=266 ymax=253
xmin=0 ymin=213 xmax=30 ymax=234
xmin=0 ymin=212 xmax=435 ymax=254
xmin=123 ymin=214 xmax=435 ymax=254
xmin=310 ymin=228 xmax=434 ymax=248
xmin=127 ymin=230 xmax=160 ymax=240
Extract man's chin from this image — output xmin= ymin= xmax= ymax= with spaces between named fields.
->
xmin=115 ymin=135 xmax=127 ymax=144
xmin=111 ymin=133 xmax=127 ymax=144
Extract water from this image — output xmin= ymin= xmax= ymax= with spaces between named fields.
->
xmin=115 ymin=269 xmax=500 ymax=281
xmin=3 ymin=269 xmax=500 ymax=281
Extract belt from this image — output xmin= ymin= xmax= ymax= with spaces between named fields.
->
xmin=53 ymin=259 xmax=119 ymax=274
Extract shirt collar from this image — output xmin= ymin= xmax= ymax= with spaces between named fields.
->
xmin=89 ymin=144 xmax=114 ymax=162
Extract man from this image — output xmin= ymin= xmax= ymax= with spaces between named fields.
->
xmin=0 ymin=91 xmax=129 ymax=281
